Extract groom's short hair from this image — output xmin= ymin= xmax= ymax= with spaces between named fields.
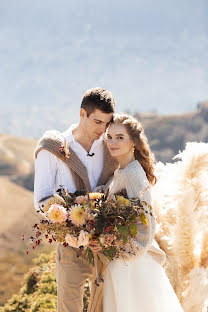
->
xmin=81 ymin=87 xmax=115 ymax=116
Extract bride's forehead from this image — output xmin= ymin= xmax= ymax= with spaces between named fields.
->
xmin=108 ymin=123 xmax=128 ymax=135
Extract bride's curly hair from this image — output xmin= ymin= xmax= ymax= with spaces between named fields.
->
xmin=112 ymin=113 xmax=157 ymax=185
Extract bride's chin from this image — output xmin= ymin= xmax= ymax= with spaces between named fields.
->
xmin=110 ymin=151 xmax=120 ymax=158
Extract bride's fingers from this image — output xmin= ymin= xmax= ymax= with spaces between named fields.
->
xmin=89 ymin=240 xmax=102 ymax=251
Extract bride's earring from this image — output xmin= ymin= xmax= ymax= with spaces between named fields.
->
xmin=131 ymin=146 xmax=135 ymax=153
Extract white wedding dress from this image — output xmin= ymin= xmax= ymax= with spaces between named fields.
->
xmin=103 ymin=160 xmax=183 ymax=312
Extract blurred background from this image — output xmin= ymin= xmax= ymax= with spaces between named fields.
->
xmin=0 ymin=0 xmax=207 ymax=310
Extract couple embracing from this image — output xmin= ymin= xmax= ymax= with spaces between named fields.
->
xmin=34 ymin=87 xmax=183 ymax=312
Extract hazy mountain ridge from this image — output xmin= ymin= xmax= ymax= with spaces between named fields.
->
xmin=0 ymin=133 xmax=37 ymax=190
xmin=1 ymin=99 xmax=207 ymax=140
xmin=136 ymin=101 xmax=208 ymax=162
xmin=0 ymin=102 xmax=208 ymax=189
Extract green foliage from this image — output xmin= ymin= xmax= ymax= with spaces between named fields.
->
xmin=129 ymin=224 xmax=138 ymax=237
xmin=1 ymin=294 xmax=30 ymax=312
xmin=30 ymin=294 xmax=57 ymax=312
xmin=83 ymin=247 xmax=94 ymax=266
xmin=32 ymin=253 xmax=53 ymax=266
xmin=140 ymin=213 xmax=148 ymax=226
xmin=105 ymin=246 xmax=117 ymax=260
xmin=0 ymin=251 xmax=35 ymax=306
xmin=24 ymin=270 xmax=39 ymax=294
xmin=0 ymin=251 xmax=90 ymax=312
xmin=0 ymin=252 xmax=57 ymax=312
xmin=116 ymin=225 xmax=128 ymax=236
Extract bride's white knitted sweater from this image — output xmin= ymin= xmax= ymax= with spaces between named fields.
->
xmin=108 ymin=160 xmax=166 ymax=265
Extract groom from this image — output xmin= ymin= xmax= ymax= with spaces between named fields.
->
xmin=34 ymin=87 xmax=118 ymax=312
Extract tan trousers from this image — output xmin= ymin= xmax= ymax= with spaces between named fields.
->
xmin=55 ymin=244 xmax=93 ymax=312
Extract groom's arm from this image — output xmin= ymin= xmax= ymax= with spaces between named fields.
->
xmin=34 ymin=149 xmax=57 ymax=217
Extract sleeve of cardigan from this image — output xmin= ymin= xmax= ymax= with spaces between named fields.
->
xmin=124 ymin=163 xmax=156 ymax=257
xmin=34 ymin=149 xmax=58 ymax=217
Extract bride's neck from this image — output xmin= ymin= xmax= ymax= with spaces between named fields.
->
xmin=116 ymin=153 xmax=135 ymax=169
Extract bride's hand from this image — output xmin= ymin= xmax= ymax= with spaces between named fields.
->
xmin=93 ymin=185 xmax=104 ymax=193
xmin=89 ymin=239 xmax=102 ymax=252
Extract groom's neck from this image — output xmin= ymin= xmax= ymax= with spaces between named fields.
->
xmin=72 ymin=125 xmax=94 ymax=152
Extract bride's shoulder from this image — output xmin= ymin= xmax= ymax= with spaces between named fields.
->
xmin=124 ymin=160 xmax=149 ymax=185
xmin=125 ymin=160 xmax=146 ymax=176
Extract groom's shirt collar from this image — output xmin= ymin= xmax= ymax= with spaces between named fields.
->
xmin=61 ymin=124 xmax=104 ymax=191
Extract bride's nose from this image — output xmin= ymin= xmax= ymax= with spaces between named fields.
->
xmin=109 ymin=138 xmax=118 ymax=145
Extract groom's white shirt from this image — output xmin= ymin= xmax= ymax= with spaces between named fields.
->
xmin=34 ymin=124 xmax=104 ymax=209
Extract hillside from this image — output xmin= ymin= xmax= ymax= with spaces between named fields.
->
xmin=135 ymin=101 xmax=208 ymax=163
xmin=0 ymin=133 xmax=37 ymax=191
xmin=0 ymin=177 xmax=36 ymax=253
xmin=0 ymin=176 xmax=55 ymax=305
xmin=0 ymin=253 xmax=58 ymax=312
xmin=0 ymin=252 xmax=89 ymax=312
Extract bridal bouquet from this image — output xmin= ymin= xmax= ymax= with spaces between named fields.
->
xmin=23 ymin=187 xmax=153 ymax=264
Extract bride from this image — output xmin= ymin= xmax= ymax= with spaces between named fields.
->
xmin=92 ymin=113 xmax=183 ymax=312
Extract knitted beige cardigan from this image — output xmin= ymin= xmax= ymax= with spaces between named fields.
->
xmin=34 ymin=130 xmax=118 ymax=193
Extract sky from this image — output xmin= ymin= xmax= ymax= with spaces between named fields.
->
xmin=0 ymin=0 xmax=207 ymax=128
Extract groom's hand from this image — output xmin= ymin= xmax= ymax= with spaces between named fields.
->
xmin=89 ymin=239 xmax=102 ymax=252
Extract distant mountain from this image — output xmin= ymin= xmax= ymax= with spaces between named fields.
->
xmin=1 ymin=102 xmax=208 ymax=188
xmin=1 ymin=99 xmax=207 ymax=140
xmin=135 ymin=101 xmax=208 ymax=163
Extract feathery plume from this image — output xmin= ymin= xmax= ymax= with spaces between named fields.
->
xmin=182 ymin=268 xmax=208 ymax=312
xmin=200 ymin=231 xmax=208 ymax=269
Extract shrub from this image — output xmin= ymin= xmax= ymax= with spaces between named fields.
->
xmin=0 ymin=251 xmax=90 ymax=312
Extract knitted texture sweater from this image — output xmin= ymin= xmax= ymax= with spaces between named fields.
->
xmin=108 ymin=159 xmax=166 ymax=265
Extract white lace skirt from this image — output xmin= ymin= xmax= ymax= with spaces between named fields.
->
xmin=103 ymin=253 xmax=183 ymax=312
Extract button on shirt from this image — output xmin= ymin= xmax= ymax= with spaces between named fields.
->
xmin=34 ymin=124 xmax=104 ymax=209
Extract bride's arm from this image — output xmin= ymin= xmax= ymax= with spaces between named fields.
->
xmin=93 ymin=175 xmax=114 ymax=194
xmin=124 ymin=164 xmax=156 ymax=257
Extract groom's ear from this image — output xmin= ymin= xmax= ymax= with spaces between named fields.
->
xmin=80 ymin=108 xmax=87 ymax=120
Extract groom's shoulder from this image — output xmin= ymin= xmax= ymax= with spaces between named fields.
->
xmin=34 ymin=128 xmax=67 ymax=159
xmin=37 ymin=129 xmax=64 ymax=145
